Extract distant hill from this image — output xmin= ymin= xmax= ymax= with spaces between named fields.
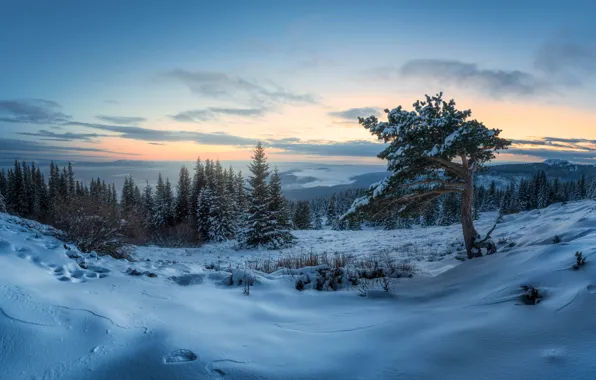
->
xmin=283 ymin=172 xmax=388 ymax=200
xmin=283 ymin=160 xmax=596 ymax=201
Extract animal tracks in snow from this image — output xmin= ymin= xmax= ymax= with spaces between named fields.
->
xmin=11 ymin=243 xmax=111 ymax=283
xmin=205 ymin=359 xmax=247 ymax=379
xmin=50 ymin=263 xmax=111 ymax=283
xmin=163 ymin=349 xmax=198 ymax=364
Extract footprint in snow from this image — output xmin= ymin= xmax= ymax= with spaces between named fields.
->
xmin=163 ymin=349 xmax=198 ymax=364
xmin=205 ymin=360 xmax=247 ymax=379
xmin=170 ymin=273 xmax=205 ymax=286
xmin=12 ymin=248 xmax=111 ymax=283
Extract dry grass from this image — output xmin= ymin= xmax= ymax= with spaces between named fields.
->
xmin=244 ymin=251 xmax=355 ymax=274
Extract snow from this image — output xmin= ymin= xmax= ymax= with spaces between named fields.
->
xmin=2 ymin=201 xmax=596 ymax=379
xmin=544 ymin=159 xmax=573 ymax=167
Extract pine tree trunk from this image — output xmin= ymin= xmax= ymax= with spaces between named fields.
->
xmin=461 ymin=174 xmax=478 ymax=259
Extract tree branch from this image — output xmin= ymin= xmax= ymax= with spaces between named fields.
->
xmin=428 ymin=157 xmax=466 ymax=177
xmin=402 ymin=178 xmax=464 ymax=188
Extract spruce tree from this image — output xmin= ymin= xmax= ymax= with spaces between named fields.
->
xmin=207 ymin=160 xmax=235 ymax=242
xmin=142 ymin=181 xmax=154 ymax=220
xmin=0 ymin=190 xmax=6 ymax=213
xmin=293 ymin=201 xmax=312 ymax=230
xmin=266 ymin=168 xmax=294 ymax=247
xmin=313 ymin=209 xmax=323 ymax=230
xmin=175 ymin=166 xmax=192 ymax=224
xmin=12 ymin=161 xmax=29 ymax=216
xmin=190 ymin=158 xmax=205 ymax=228
xmin=240 ymin=143 xmax=273 ymax=248
xmin=326 ymin=196 xmax=337 ymax=226
xmin=0 ymin=170 xmax=7 ymax=197
xmin=67 ymin=162 xmax=75 ymax=198
xmin=196 ymin=160 xmax=214 ymax=240
xmin=153 ymin=173 xmax=174 ymax=228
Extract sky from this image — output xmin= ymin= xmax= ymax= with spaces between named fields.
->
xmin=1 ymin=0 xmax=595 ymax=165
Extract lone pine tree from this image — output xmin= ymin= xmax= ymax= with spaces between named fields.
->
xmin=347 ymin=93 xmax=510 ymax=258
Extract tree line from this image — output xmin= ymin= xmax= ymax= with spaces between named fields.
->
xmin=1 ymin=140 xmax=594 ymax=255
xmin=0 ymin=143 xmax=295 ymax=252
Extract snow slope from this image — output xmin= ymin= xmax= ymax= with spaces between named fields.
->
xmin=1 ymin=202 xmax=596 ymax=379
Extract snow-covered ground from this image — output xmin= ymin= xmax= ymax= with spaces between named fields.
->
xmin=2 ymin=202 xmax=596 ymax=379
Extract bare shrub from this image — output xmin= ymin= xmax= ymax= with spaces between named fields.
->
xmin=277 ymin=251 xmax=320 ymax=269
xmin=150 ymin=223 xmax=201 ymax=248
xmin=54 ymin=198 xmax=128 ymax=259
xmin=521 ymin=285 xmax=542 ymax=305
xmin=573 ymin=251 xmax=586 ymax=270
xmin=243 ymin=268 xmax=251 ymax=296
xmin=357 ymin=278 xmax=369 ymax=297
xmin=121 ymin=208 xmax=150 ymax=245
xmin=243 ymin=251 xmax=355 ymax=274
xmin=353 ymin=251 xmax=415 ymax=279
xmin=379 ymin=277 xmax=391 ymax=292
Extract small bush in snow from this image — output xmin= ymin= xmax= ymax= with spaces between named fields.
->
xmin=243 ymin=271 xmax=251 ymax=296
xmin=379 ymin=277 xmax=391 ymax=292
xmin=520 ymin=285 xmax=542 ymax=305
xmin=573 ymin=251 xmax=586 ymax=270
xmin=357 ymin=278 xmax=369 ymax=297
xmin=315 ymin=267 xmax=344 ymax=291
xmin=552 ymin=235 xmax=562 ymax=244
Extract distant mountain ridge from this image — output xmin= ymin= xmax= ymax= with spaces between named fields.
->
xmin=282 ymin=160 xmax=596 ymax=201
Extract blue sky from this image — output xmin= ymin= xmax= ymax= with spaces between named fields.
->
xmin=1 ymin=0 xmax=595 ymax=163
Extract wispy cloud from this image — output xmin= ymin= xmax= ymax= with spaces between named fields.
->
xmin=399 ymin=59 xmax=545 ymax=97
xmin=0 ymin=138 xmax=138 ymax=156
xmin=328 ymin=107 xmax=383 ymax=122
xmin=534 ymin=40 xmax=596 ymax=85
xmin=270 ymin=139 xmax=383 ymax=157
xmin=508 ymin=136 xmax=596 ymax=163
xmin=170 ymin=107 xmax=268 ymax=123
xmin=65 ymin=122 xmax=259 ymax=146
xmin=16 ymin=129 xmax=109 ymax=142
xmin=0 ymin=99 xmax=71 ymax=124
xmin=161 ymin=69 xmax=317 ymax=106
xmin=64 ymin=121 xmax=384 ymax=157
xmin=96 ymin=115 xmax=146 ymax=124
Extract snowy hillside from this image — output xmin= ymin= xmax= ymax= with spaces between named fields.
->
xmin=2 ymin=202 xmax=596 ymax=379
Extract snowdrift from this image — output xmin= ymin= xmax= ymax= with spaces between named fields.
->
xmin=1 ymin=201 xmax=596 ymax=379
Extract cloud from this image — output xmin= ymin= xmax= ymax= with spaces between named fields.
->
xmin=0 ymin=138 xmax=138 ymax=156
xmin=148 ymin=142 xmax=165 ymax=146
xmin=161 ymin=69 xmax=317 ymax=106
xmin=170 ymin=107 xmax=267 ymax=123
xmin=16 ymin=129 xmax=108 ymax=142
xmin=399 ymin=59 xmax=544 ymax=97
xmin=328 ymin=107 xmax=383 ymax=122
xmin=535 ymin=41 xmax=596 ymax=76
xmin=0 ymin=99 xmax=71 ymax=124
xmin=270 ymin=139 xmax=383 ymax=157
xmin=66 ymin=122 xmax=259 ymax=146
xmin=513 ymin=136 xmax=596 ymax=149
xmin=64 ymin=121 xmax=383 ymax=157
xmin=506 ymin=148 xmax=596 ymax=163
xmin=507 ymin=136 xmax=596 ymax=164
xmin=96 ymin=115 xmax=147 ymax=124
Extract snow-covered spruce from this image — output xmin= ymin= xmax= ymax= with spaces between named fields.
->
xmin=239 ymin=143 xmax=295 ymax=249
